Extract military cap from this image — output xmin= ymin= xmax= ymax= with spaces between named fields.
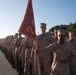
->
xmin=58 ymin=29 xmax=66 ymax=36
xmin=40 ymin=23 xmax=47 ymax=28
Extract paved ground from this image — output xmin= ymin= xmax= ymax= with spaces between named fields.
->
xmin=0 ymin=50 xmax=18 ymax=75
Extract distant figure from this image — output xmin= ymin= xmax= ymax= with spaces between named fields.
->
xmin=53 ymin=29 xmax=58 ymax=42
xmin=68 ymin=31 xmax=76 ymax=75
xmin=14 ymin=33 xmax=23 ymax=72
xmin=23 ymin=37 xmax=33 ymax=75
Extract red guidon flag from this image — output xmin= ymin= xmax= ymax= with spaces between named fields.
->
xmin=18 ymin=0 xmax=37 ymax=42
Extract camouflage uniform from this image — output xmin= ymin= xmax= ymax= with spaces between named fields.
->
xmin=15 ymin=36 xmax=23 ymax=71
xmin=69 ymin=38 xmax=76 ymax=75
xmin=22 ymin=38 xmax=33 ymax=75
xmin=5 ymin=36 xmax=14 ymax=62
xmin=11 ymin=37 xmax=18 ymax=68
xmin=20 ymin=38 xmax=26 ymax=70
xmin=12 ymin=38 xmax=18 ymax=61
xmin=41 ymin=41 xmax=75 ymax=75
xmin=34 ymin=32 xmax=54 ymax=75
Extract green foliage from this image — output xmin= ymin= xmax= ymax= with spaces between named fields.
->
xmin=48 ymin=22 xmax=76 ymax=37
xmin=49 ymin=22 xmax=76 ymax=33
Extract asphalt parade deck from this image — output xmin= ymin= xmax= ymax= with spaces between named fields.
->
xmin=0 ymin=50 xmax=18 ymax=75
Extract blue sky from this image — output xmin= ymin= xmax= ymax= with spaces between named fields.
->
xmin=0 ymin=0 xmax=76 ymax=38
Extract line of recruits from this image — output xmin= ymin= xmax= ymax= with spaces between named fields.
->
xmin=0 ymin=22 xmax=76 ymax=75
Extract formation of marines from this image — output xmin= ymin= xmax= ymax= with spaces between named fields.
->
xmin=0 ymin=23 xmax=76 ymax=75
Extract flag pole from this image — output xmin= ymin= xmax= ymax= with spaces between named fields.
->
xmin=18 ymin=0 xmax=41 ymax=74
xmin=35 ymin=42 xmax=41 ymax=75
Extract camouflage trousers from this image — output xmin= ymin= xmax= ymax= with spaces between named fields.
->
xmin=70 ymin=60 xmax=76 ymax=75
xmin=50 ymin=63 xmax=70 ymax=75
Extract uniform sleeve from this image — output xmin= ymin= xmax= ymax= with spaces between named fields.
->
xmin=19 ymin=38 xmax=27 ymax=52
xmin=29 ymin=42 xmax=35 ymax=60
xmin=39 ymin=43 xmax=54 ymax=53
xmin=69 ymin=44 xmax=76 ymax=61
